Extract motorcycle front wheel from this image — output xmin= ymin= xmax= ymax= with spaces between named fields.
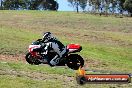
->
xmin=25 ymin=52 xmax=41 ymax=65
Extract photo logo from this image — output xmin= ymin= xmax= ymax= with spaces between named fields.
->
xmin=76 ymin=67 xmax=131 ymax=85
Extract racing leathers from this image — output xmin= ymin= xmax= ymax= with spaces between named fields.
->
xmin=41 ymin=38 xmax=67 ymax=66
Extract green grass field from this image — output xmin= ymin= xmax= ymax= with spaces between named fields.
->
xmin=0 ymin=10 xmax=132 ymax=88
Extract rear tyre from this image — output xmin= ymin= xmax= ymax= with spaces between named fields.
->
xmin=25 ymin=52 xmax=41 ymax=65
xmin=66 ymin=54 xmax=84 ymax=70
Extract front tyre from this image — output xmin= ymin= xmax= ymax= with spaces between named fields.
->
xmin=66 ymin=54 xmax=84 ymax=70
xmin=25 ymin=52 xmax=41 ymax=65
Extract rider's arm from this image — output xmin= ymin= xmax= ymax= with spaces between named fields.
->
xmin=41 ymin=42 xmax=51 ymax=55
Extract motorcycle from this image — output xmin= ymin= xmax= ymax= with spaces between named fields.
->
xmin=25 ymin=39 xmax=84 ymax=70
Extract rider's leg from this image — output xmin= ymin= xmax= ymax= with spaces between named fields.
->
xmin=49 ymin=43 xmax=66 ymax=66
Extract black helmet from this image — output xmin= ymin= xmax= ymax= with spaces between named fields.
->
xmin=42 ymin=32 xmax=53 ymax=42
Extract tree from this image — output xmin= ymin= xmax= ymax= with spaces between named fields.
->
xmin=117 ymin=0 xmax=125 ymax=14
xmin=67 ymin=0 xmax=79 ymax=12
xmin=67 ymin=0 xmax=87 ymax=12
xmin=47 ymin=0 xmax=58 ymax=10
xmin=110 ymin=0 xmax=117 ymax=14
xmin=0 ymin=0 xmax=3 ymax=9
xmin=2 ymin=0 xmax=59 ymax=10
xmin=124 ymin=0 xmax=132 ymax=16
xmin=27 ymin=0 xmax=58 ymax=10
xmin=79 ymin=0 xmax=87 ymax=11
xmin=28 ymin=0 xmax=40 ymax=10
xmin=3 ymin=0 xmax=27 ymax=10
xmin=118 ymin=0 xmax=125 ymax=8
xmin=89 ymin=0 xmax=107 ymax=15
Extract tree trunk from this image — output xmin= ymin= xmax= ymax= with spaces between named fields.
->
xmin=76 ymin=2 xmax=79 ymax=13
xmin=0 ymin=0 xmax=2 ymax=10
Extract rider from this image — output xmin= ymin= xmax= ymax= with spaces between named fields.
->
xmin=41 ymin=32 xmax=67 ymax=66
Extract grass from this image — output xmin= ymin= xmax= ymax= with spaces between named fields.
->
xmin=0 ymin=10 xmax=132 ymax=87
xmin=0 ymin=26 xmax=39 ymax=54
xmin=0 ymin=61 xmax=75 ymax=76
xmin=0 ymin=75 xmax=63 ymax=88
xmin=0 ymin=61 xmax=132 ymax=88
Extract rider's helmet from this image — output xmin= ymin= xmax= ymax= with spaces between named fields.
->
xmin=42 ymin=32 xmax=54 ymax=42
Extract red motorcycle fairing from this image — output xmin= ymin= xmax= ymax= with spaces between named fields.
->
xmin=67 ymin=44 xmax=82 ymax=53
xmin=29 ymin=45 xmax=41 ymax=57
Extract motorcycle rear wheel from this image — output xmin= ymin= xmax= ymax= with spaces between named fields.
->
xmin=66 ymin=54 xmax=84 ymax=70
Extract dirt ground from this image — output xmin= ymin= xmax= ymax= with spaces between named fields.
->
xmin=0 ymin=54 xmax=26 ymax=63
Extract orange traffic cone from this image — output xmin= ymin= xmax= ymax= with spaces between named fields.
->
xmin=78 ymin=66 xmax=86 ymax=76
